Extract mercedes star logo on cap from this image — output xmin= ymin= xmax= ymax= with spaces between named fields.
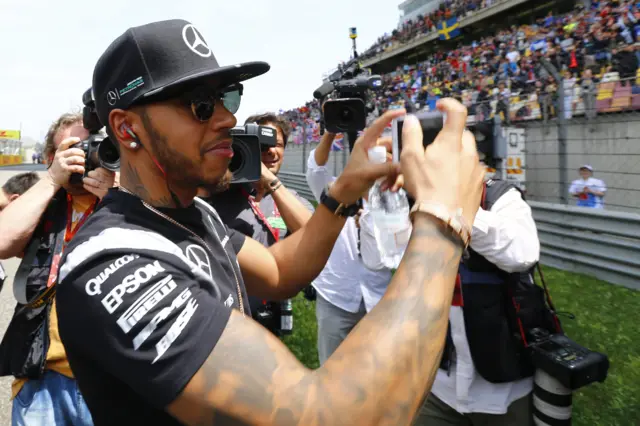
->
xmin=182 ymin=24 xmax=212 ymax=58
xmin=107 ymin=91 xmax=118 ymax=106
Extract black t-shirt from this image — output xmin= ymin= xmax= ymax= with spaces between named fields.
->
xmin=56 ymin=189 xmax=247 ymax=425
xmin=207 ymin=185 xmax=314 ymax=314
xmin=208 ymin=185 xmax=314 ymax=247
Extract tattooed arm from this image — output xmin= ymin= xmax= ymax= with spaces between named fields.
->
xmin=168 ymin=99 xmax=485 ymax=425
xmin=167 ymin=214 xmax=461 ymax=426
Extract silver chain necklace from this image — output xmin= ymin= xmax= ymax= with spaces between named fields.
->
xmin=118 ymin=187 xmax=246 ymax=317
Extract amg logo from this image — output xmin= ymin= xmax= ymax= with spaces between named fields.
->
xmin=102 ymin=260 xmax=165 ymax=314
xmin=132 ymin=288 xmax=191 ymax=350
xmin=86 ymin=254 xmax=138 ymax=296
xmin=116 ymin=275 xmax=177 ymax=334
xmin=153 ymin=299 xmax=198 ymax=364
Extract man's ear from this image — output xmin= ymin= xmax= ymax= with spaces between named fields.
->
xmin=9 ymin=193 xmax=19 ymax=203
xmin=109 ymin=109 xmax=141 ymax=152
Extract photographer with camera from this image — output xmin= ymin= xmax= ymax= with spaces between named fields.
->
xmin=395 ymin=159 xmax=541 ymax=425
xmin=0 ymin=112 xmax=115 ymax=425
xmin=203 ymin=112 xmax=314 ymax=335
xmin=54 ymin=19 xmax=486 ymax=425
xmin=305 ymin=130 xmax=394 ymax=365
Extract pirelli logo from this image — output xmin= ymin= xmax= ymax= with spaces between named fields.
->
xmin=116 ymin=275 xmax=177 ymax=334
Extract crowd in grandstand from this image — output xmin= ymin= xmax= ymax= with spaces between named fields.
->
xmin=285 ymin=0 xmax=640 ymax=144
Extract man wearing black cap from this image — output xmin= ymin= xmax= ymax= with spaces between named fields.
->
xmin=55 ymin=19 xmax=487 ymax=426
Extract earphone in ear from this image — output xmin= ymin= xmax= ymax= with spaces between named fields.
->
xmin=120 ymin=124 xmax=141 ymax=149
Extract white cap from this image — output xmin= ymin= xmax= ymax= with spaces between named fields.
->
xmin=368 ymin=146 xmax=388 ymax=164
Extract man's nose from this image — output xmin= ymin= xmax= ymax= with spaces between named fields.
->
xmin=209 ymin=100 xmax=237 ymax=133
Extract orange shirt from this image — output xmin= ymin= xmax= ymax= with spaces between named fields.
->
xmin=12 ymin=194 xmax=96 ymax=399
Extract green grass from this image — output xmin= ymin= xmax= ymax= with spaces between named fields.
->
xmin=282 ymin=266 xmax=640 ymax=426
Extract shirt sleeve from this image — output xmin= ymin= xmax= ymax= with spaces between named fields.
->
xmin=359 ymin=203 xmax=386 ymax=271
xmin=470 ymin=188 xmax=540 ymax=273
xmin=227 ymin=228 xmax=246 ymax=254
xmin=568 ymin=179 xmax=580 ymax=195
xmin=306 ymin=148 xmax=336 ymax=202
xmin=57 ymin=252 xmax=232 ymax=410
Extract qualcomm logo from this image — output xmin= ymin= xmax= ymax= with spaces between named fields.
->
xmin=182 ymin=24 xmax=212 ymax=58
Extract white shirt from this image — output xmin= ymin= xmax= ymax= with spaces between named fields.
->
xmin=569 ymin=177 xmax=606 ymax=209
xmin=306 ymin=149 xmax=393 ymax=313
xmin=431 ymin=188 xmax=540 ymax=414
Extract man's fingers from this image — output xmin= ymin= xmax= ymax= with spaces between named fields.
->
xmin=435 ymin=98 xmax=468 ymax=151
xmin=57 ymin=137 xmax=82 ymax=151
xmin=359 ymin=108 xmax=406 ymax=151
xmin=60 ymin=148 xmax=86 ymax=158
xmin=400 ymin=114 xmax=423 ymax=156
xmin=375 ymin=137 xmax=393 ymax=156
xmin=82 ymin=177 xmax=101 ymax=188
xmin=461 ymin=130 xmax=478 ymax=158
xmin=65 ymin=156 xmax=85 ymax=166
xmin=361 ymin=162 xmax=401 ymax=184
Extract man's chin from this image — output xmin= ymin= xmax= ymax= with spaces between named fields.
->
xmin=203 ymin=169 xmax=233 ymax=195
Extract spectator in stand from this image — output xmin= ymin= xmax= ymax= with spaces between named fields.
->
xmin=284 ymin=1 xmax=640 ymax=133
xmin=569 ymin=165 xmax=607 ymax=208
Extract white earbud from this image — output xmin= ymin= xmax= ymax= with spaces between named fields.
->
xmin=129 ymin=142 xmax=138 ymax=149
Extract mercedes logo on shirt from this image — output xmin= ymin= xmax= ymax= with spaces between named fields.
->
xmin=185 ymin=244 xmax=213 ymax=279
xmin=182 ymin=24 xmax=212 ymax=58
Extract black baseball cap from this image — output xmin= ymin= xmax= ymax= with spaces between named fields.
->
xmin=92 ymin=19 xmax=270 ymax=127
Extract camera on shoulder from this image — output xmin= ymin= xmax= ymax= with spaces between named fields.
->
xmin=313 ymin=58 xmax=382 ymax=150
xmin=69 ymin=88 xmax=120 ymax=185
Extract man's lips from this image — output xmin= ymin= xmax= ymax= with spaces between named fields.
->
xmin=205 ymin=141 xmax=234 ymax=158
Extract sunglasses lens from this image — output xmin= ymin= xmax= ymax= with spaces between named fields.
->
xmin=191 ymin=100 xmax=215 ymax=122
xmin=222 ymin=90 xmax=241 ymax=114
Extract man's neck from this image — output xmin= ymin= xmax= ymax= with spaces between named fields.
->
xmin=120 ymin=161 xmax=195 ymax=208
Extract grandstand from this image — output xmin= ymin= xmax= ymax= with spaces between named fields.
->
xmin=282 ymin=0 xmax=640 ymax=213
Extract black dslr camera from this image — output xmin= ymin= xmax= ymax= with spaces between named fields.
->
xmin=313 ymin=58 xmax=382 ymax=139
xmin=527 ymin=328 xmax=609 ymax=390
xmin=69 ymin=88 xmax=120 ymax=185
xmin=229 ymin=123 xmax=277 ymax=184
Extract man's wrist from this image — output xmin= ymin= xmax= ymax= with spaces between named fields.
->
xmin=328 ymin=179 xmax=355 ymax=205
xmin=44 ymin=171 xmax=63 ymax=191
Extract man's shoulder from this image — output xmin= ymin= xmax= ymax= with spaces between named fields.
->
xmin=60 ymin=195 xmax=191 ymax=284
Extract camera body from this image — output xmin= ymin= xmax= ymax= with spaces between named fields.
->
xmin=314 ymin=59 xmax=382 ymax=136
xmin=527 ymin=327 xmax=609 ymax=390
xmin=228 ymin=123 xmax=277 ymax=184
xmin=391 ymin=111 xmax=506 ymax=168
xmin=69 ymin=88 xmax=120 ymax=185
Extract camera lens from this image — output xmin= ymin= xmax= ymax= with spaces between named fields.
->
xmin=229 ymin=145 xmax=245 ymax=173
xmin=97 ymin=139 xmax=120 ymax=171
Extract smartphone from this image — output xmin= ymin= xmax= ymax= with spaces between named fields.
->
xmin=392 ymin=111 xmax=445 ymax=162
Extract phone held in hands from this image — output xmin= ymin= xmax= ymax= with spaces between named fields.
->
xmin=392 ymin=111 xmax=445 ymax=162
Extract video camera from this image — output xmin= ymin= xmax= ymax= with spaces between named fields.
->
xmin=313 ymin=57 xmax=382 ymax=140
xmin=228 ymin=123 xmax=277 ymax=184
xmin=69 ymin=88 xmax=120 ymax=185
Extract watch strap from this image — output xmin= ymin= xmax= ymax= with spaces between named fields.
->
xmin=410 ymin=202 xmax=471 ymax=249
xmin=320 ymin=185 xmax=360 ymax=217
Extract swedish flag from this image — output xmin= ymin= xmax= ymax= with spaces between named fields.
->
xmin=437 ymin=17 xmax=461 ymax=41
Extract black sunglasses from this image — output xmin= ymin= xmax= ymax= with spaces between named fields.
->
xmin=135 ymin=83 xmax=243 ymax=122
xmin=179 ymin=83 xmax=243 ymax=122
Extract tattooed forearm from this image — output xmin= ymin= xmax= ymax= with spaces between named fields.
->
xmin=169 ymin=214 xmax=463 ymax=426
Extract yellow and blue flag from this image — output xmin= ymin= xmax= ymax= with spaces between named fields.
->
xmin=437 ymin=17 xmax=461 ymax=41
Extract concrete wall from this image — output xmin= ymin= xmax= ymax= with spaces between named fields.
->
xmin=523 ymin=114 xmax=640 ymax=214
